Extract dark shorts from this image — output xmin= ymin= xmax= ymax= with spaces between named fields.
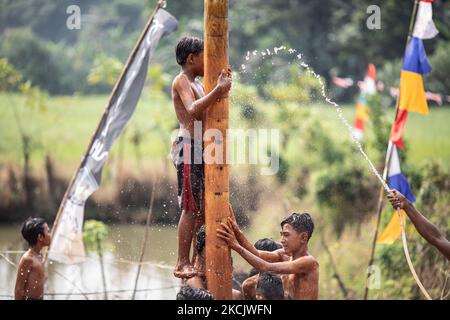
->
xmin=171 ymin=136 xmax=204 ymax=213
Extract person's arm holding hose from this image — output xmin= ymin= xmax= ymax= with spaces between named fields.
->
xmin=388 ymin=189 xmax=450 ymax=260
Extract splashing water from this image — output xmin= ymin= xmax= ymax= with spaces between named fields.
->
xmin=237 ymin=46 xmax=390 ymax=192
xmin=237 ymin=48 xmax=433 ymax=299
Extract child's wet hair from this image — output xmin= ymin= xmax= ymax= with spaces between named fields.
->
xmin=176 ymin=285 xmax=214 ymax=300
xmin=248 ymin=239 xmax=282 ymax=277
xmin=196 ymin=224 xmax=206 ymax=254
xmin=21 ymin=217 xmax=47 ymax=246
xmin=281 ymin=212 xmax=314 ymax=240
xmin=175 ymin=36 xmax=204 ymax=65
xmin=254 ymin=238 xmax=282 ymax=252
xmin=256 ymin=272 xmax=284 ymax=300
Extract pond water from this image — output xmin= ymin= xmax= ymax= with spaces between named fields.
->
xmin=0 ymin=224 xmax=181 ymax=300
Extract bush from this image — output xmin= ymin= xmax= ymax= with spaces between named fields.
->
xmin=0 ymin=58 xmax=22 ymax=91
xmin=315 ymin=163 xmax=378 ymax=236
xmin=264 ymin=64 xmax=323 ymax=106
xmin=83 ymin=219 xmax=109 ymax=253
xmin=0 ymin=28 xmax=62 ymax=94
xmin=427 ymin=41 xmax=450 ymax=95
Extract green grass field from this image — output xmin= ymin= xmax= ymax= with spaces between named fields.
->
xmin=307 ymin=104 xmax=450 ymax=167
xmin=0 ymin=92 xmax=176 ymax=172
xmin=1 ymin=92 xmax=449 ymax=173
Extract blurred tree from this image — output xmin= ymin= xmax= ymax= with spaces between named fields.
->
xmin=366 ymin=93 xmax=393 ymax=166
xmin=88 ymin=53 xmax=123 ymax=87
xmin=427 ymin=41 xmax=450 ymax=94
xmin=1 ymin=0 xmax=448 ymax=96
xmin=315 ymin=163 xmax=378 ymax=236
xmin=83 ymin=219 xmax=109 ymax=299
xmin=83 ymin=219 xmax=109 ymax=252
xmin=0 ymin=58 xmax=22 ymax=91
xmin=0 ymin=28 xmax=61 ymax=94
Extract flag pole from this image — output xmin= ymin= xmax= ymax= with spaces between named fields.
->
xmin=44 ymin=0 xmax=167 ymax=263
xmin=363 ymin=0 xmax=419 ymax=300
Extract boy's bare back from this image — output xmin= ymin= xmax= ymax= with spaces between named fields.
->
xmin=15 ymin=250 xmax=45 ymax=300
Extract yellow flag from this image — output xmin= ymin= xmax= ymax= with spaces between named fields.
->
xmin=355 ymin=101 xmax=369 ymax=122
xmin=377 ymin=210 xmax=407 ymax=245
xmin=398 ymin=71 xmax=429 ymax=114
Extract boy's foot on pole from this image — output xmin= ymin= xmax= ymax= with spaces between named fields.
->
xmin=174 ymin=262 xmax=196 ymax=279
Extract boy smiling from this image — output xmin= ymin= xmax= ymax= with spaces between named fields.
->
xmin=218 ymin=212 xmax=319 ymax=299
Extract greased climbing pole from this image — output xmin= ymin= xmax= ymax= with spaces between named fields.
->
xmin=204 ymin=0 xmax=232 ymax=300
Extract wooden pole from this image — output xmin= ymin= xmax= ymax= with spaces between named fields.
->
xmin=204 ymin=0 xmax=232 ymax=300
xmin=363 ymin=0 xmax=419 ymax=300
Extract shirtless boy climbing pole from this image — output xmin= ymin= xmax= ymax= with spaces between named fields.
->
xmin=171 ymin=36 xmax=232 ymax=278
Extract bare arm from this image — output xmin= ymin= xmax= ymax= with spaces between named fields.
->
xmin=14 ymin=257 xmax=32 ymax=300
xmin=388 ymin=189 xmax=450 ymax=260
xmin=175 ymin=70 xmax=231 ymax=119
xmin=234 ymin=244 xmax=318 ymax=274
xmin=227 ymin=208 xmax=282 ymax=263
xmin=217 ymin=220 xmax=317 ymax=274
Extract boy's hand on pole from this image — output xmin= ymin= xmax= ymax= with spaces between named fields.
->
xmin=217 ymin=221 xmax=239 ymax=250
xmin=217 ymin=69 xmax=232 ymax=96
xmin=227 ymin=216 xmax=241 ymax=237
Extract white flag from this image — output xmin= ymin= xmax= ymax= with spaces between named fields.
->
xmin=48 ymin=9 xmax=178 ymax=264
xmin=413 ymin=1 xmax=439 ymax=40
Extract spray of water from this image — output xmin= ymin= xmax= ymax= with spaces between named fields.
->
xmin=238 ymin=47 xmax=390 ymax=192
xmin=237 ymin=48 xmax=433 ymax=299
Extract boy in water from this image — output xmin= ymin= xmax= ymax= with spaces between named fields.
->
xmin=15 ymin=217 xmax=52 ymax=300
xmin=171 ymin=36 xmax=232 ymax=278
xmin=218 ymin=212 xmax=319 ymax=300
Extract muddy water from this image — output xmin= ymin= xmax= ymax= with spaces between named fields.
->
xmin=0 ymin=224 xmax=181 ymax=300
